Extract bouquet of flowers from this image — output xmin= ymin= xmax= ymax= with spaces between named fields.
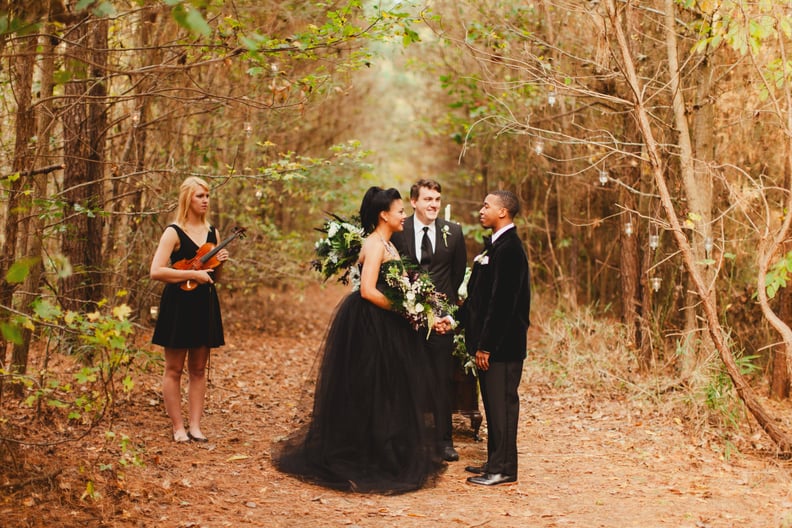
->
xmin=453 ymin=333 xmax=477 ymax=376
xmin=311 ymin=214 xmax=365 ymax=286
xmin=383 ymin=261 xmax=456 ymax=338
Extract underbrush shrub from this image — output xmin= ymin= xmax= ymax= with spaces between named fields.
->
xmin=531 ymin=297 xmax=762 ymax=452
xmin=0 ymin=295 xmax=150 ymax=503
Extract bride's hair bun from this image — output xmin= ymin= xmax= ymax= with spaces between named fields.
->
xmin=360 ymin=186 xmax=401 ymax=234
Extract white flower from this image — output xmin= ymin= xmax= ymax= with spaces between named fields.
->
xmin=442 ymin=225 xmax=450 ymax=247
xmin=457 ymin=266 xmax=472 ymax=300
xmin=414 ymin=303 xmax=425 ymax=313
xmin=349 ymin=265 xmax=361 ymax=291
xmin=327 ymin=222 xmax=339 ymax=237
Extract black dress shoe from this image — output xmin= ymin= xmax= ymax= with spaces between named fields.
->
xmin=464 ymin=464 xmax=487 ymax=474
xmin=442 ymin=446 xmax=459 ymax=461
xmin=187 ymin=432 xmax=208 ymax=443
xmin=466 ymin=473 xmax=517 ymax=486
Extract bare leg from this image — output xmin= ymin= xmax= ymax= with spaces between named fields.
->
xmin=163 ymin=347 xmax=189 ymax=441
xmin=187 ymin=346 xmax=210 ymax=440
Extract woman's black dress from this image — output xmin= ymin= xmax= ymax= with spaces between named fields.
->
xmin=151 ymin=224 xmax=225 ymax=349
xmin=272 ymin=261 xmax=444 ymax=494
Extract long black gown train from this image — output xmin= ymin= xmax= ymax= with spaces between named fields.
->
xmin=272 ymin=261 xmax=444 ymax=494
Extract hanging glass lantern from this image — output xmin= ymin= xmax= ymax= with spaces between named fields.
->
xmin=648 ymin=234 xmax=659 ymax=250
xmin=704 ymin=237 xmax=714 ymax=254
xmin=650 ymin=277 xmax=662 ymax=292
xmin=534 ymin=140 xmax=544 ymax=155
xmin=548 ymin=91 xmax=557 ymax=107
xmin=599 ymin=169 xmax=608 ymax=185
xmin=624 ymin=222 xmax=633 ymax=236
xmin=244 ymin=122 xmax=253 ymax=136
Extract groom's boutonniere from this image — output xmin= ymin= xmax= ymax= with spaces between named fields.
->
xmin=442 ymin=225 xmax=450 ymax=247
xmin=474 ymin=251 xmax=489 ymax=266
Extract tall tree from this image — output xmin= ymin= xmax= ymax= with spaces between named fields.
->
xmin=60 ymin=15 xmax=108 ymax=312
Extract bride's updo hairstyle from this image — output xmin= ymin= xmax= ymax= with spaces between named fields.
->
xmin=359 ymin=186 xmax=402 ymax=234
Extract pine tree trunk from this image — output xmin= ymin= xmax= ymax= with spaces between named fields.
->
xmin=10 ymin=31 xmax=58 ymax=377
xmin=1 ymin=34 xmax=37 ymax=376
xmin=60 ymin=17 xmax=108 ymax=312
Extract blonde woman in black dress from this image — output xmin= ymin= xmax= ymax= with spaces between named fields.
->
xmin=150 ymin=177 xmax=228 ymax=443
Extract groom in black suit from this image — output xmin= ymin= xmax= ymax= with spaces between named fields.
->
xmin=391 ymin=179 xmax=467 ymax=462
xmin=459 ymin=190 xmax=530 ymax=486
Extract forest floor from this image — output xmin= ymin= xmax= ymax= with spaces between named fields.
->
xmin=4 ymin=282 xmax=792 ymax=528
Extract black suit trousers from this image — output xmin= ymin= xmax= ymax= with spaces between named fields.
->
xmin=424 ymin=332 xmax=455 ymax=446
xmin=479 ymin=359 xmax=523 ymax=476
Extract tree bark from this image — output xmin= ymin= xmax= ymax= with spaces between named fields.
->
xmin=60 ymin=17 xmax=108 ymax=312
xmin=11 ymin=30 xmax=58 ymax=377
xmin=617 ymin=2 xmax=643 ymax=356
xmin=771 ymin=143 xmax=792 ymax=399
xmin=1 ymin=34 xmax=37 ymax=375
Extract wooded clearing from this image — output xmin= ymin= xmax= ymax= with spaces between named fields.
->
xmin=3 ymin=1 xmax=792 ymax=526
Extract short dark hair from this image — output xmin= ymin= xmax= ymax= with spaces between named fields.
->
xmin=410 ymin=179 xmax=442 ymax=201
xmin=360 ymin=186 xmax=402 ymax=234
xmin=491 ymin=190 xmax=520 ymax=219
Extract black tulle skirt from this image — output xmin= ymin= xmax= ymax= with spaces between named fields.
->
xmin=272 ymin=291 xmax=445 ymax=494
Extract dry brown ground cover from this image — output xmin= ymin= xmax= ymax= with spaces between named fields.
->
xmin=3 ymin=283 xmax=792 ymax=527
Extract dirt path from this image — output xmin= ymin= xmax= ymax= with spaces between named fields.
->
xmin=5 ymin=284 xmax=792 ymax=527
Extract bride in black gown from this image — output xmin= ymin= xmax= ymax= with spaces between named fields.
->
xmin=272 ymin=187 xmax=445 ymax=494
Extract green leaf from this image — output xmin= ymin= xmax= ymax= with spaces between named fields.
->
xmin=74 ymin=367 xmax=98 ymax=384
xmin=75 ymin=0 xmax=96 ymax=11
xmin=53 ymin=70 xmax=73 ymax=85
xmin=0 ymin=322 xmax=23 ymax=345
xmin=5 ymin=258 xmax=37 ymax=284
xmin=92 ymin=1 xmax=117 ymax=17
xmin=241 ymin=36 xmax=260 ymax=51
xmin=32 ymin=299 xmax=62 ymax=321
xmin=184 ymin=8 xmax=212 ymax=37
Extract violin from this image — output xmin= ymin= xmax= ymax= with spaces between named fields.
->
xmin=173 ymin=226 xmax=246 ymax=291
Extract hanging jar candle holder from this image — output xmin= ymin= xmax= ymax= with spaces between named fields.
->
xmin=599 ymin=169 xmax=608 ymax=185
xmin=548 ymin=91 xmax=557 ymax=107
xmin=244 ymin=121 xmax=253 ymax=136
xmin=650 ymin=276 xmax=662 ymax=292
xmin=534 ymin=140 xmax=545 ymax=155
xmin=704 ymin=236 xmax=714 ymax=255
xmin=624 ymin=222 xmax=633 ymax=236
xmin=648 ymin=234 xmax=659 ymax=250
xmin=131 ymin=110 xmax=141 ymax=127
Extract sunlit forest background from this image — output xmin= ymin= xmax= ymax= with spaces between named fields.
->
xmin=4 ymin=0 xmax=792 ymax=514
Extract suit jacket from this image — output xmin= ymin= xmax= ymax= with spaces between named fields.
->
xmin=459 ymin=227 xmax=530 ymax=362
xmin=391 ymin=216 xmax=467 ymax=305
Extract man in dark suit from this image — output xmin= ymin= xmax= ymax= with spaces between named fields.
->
xmin=391 ymin=179 xmax=468 ymax=462
xmin=459 ymin=190 xmax=530 ymax=486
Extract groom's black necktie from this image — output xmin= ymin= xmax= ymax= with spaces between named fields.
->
xmin=420 ymin=226 xmax=433 ymax=268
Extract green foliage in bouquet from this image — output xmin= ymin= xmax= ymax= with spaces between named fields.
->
xmin=311 ymin=214 xmax=365 ymax=285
